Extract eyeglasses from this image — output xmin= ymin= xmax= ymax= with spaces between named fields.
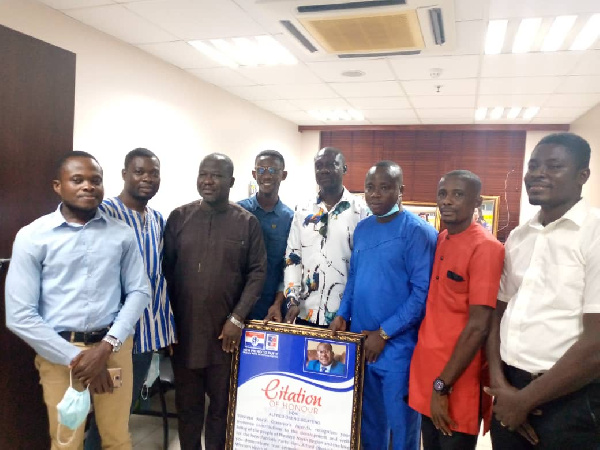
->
xmin=255 ymin=167 xmax=281 ymax=175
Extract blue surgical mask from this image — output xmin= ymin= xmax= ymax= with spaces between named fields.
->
xmin=56 ymin=371 xmax=90 ymax=445
xmin=373 ymin=203 xmax=400 ymax=218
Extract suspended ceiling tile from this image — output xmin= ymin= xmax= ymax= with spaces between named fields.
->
xmin=329 ymin=81 xmax=404 ymax=98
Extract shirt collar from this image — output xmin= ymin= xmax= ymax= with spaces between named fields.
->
xmin=249 ymin=194 xmax=284 ymax=215
xmin=530 ymin=198 xmax=588 ymax=229
xmin=50 ymin=204 xmax=105 ymax=229
xmin=315 ymin=187 xmax=352 ymax=209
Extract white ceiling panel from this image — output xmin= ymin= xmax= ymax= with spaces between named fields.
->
xmin=187 ymin=68 xmax=255 ymax=87
xmin=481 ymin=53 xmax=583 ymax=78
xmin=363 ymin=109 xmax=418 ymax=120
xmin=37 ymin=0 xmax=113 ymax=9
xmin=329 ymin=81 xmax=404 ymax=98
xmin=305 ymin=59 xmax=396 ymax=83
xmin=402 ymin=79 xmax=478 ymax=96
xmin=237 ymin=64 xmax=321 ymax=86
xmin=455 ymin=0 xmax=485 ymax=22
xmin=479 ymin=77 xmax=563 ymax=95
xmin=417 ymin=108 xmax=475 ymax=119
xmin=556 ymin=76 xmax=600 ymax=94
xmin=224 ymin=85 xmax=280 ymax=101
xmin=390 ymin=55 xmax=480 ymax=80
xmin=451 ymin=20 xmax=485 ymax=56
xmin=545 ymin=94 xmax=600 ymax=108
xmin=410 ymin=96 xmax=476 ymax=108
xmin=477 ymin=94 xmax=549 ymax=107
xmin=489 ymin=0 xmax=600 ymax=20
xmin=529 ymin=117 xmax=574 ymax=125
xmin=253 ymin=100 xmax=299 ymax=112
xmin=125 ymin=0 xmax=266 ymax=40
xmin=289 ymin=98 xmax=351 ymax=110
xmin=536 ymin=107 xmax=590 ymax=118
xmin=273 ymin=111 xmax=323 ymax=123
xmin=570 ymin=51 xmax=600 ymax=76
xmin=65 ymin=4 xmax=176 ymax=44
xmin=269 ymin=83 xmax=338 ymax=100
xmin=369 ymin=118 xmax=422 ymax=125
xmin=348 ymin=97 xmax=412 ymax=110
xmin=421 ymin=118 xmax=474 ymax=124
xmin=138 ymin=41 xmax=219 ymax=69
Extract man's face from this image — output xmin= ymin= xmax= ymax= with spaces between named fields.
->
xmin=53 ymin=157 xmax=104 ymax=213
xmin=316 ymin=343 xmax=334 ymax=366
xmin=437 ymin=176 xmax=479 ymax=226
xmin=122 ymin=156 xmax=160 ymax=202
xmin=524 ymin=143 xmax=589 ymax=208
xmin=197 ymin=158 xmax=234 ymax=205
xmin=314 ymin=150 xmax=345 ymax=191
xmin=252 ymin=155 xmax=287 ymax=196
xmin=364 ymin=167 xmax=401 ymax=216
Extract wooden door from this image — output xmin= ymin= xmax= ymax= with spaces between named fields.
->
xmin=0 ymin=24 xmax=76 ymax=449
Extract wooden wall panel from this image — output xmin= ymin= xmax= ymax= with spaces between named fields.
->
xmin=321 ymin=130 xmax=526 ymax=242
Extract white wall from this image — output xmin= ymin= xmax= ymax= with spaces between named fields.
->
xmin=570 ymin=104 xmax=600 ymax=208
xmin=0 ymin=0 xmax=309 ymax=215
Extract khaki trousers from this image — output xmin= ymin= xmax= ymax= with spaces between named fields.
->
xmin=35 ymin=337 xmax=134 ymax=450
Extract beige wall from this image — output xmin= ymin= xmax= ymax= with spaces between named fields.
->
xmin=0 ymin=0 xmax=308 ymax=214
xmin=570 ymin=103 xmax=600 ymax=208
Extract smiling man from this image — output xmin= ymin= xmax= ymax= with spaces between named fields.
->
xmin=163 ymin=152 xmax=266 ymax=449
xmin=306 ymin=342 xmax=346 ymax=375
xmin=238 ymin=150 xmax=293 ymax=322
xmin=485 ymin=133 xmax=600 ymax=449
xmin=408 ymin=170 xmax=505 ymax=450
xmin=330 ymin=160 xmax=437 ymax=450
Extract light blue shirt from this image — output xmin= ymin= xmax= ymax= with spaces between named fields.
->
xmin=100 ymin=197 xmax=177 ymax=353
xmin=5 ymin=206 xmax=151 ymax=366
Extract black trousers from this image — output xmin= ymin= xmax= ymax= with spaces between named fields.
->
xmin=490 ymin=364 xmax=600 ymax=450
xmin=172 ymin=361 xmax=232 ymax=450
xmin=421 ymin=414 xmax=478 ymax=450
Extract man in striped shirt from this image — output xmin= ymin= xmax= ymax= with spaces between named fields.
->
xmin=85 ymin=148 xmax=176 ymax=449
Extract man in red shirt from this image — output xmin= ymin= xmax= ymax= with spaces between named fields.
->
xmin=408 ymin=170 xmax=505 ymax=449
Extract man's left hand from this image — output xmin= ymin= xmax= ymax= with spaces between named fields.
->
xmin=362 ymin=329 xmax=386 ymax=363
xmin=430 ymin=391 xmax=456 ymax=436
xmin=70 ymin=342 xmax=113 ymax=386
xmin=219 ymin=316 xmax=243 ymax=353
xmin=484 ymin=386 xmax=535 ymax=430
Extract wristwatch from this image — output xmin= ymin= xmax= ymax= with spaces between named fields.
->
xmin=433 ymin=377 xmax=453 ymax=395
xmin=379 ymin=328 xmax=391 ymax=341
xmin=102 ymin=335 xmax=122 ymax=353
xmin=228 ymin=314 xmax=244 ymax=329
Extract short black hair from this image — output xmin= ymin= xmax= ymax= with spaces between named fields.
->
xmin=316 ymin=147 xmax=346 ymax=166
xmin=124 ymin=148 xmax=159 ymax=169
xmin=201 ymin=153 xmax=234 ymax=177
xmin=537 ymin=132 xmax=591 ymax=169
xmin=255 ymin=150 xmax=285 ymax=169
xmin=55 ymin=151 xmax=100 ymax=179
xmin=370 ymin=160 xmax=403 ymax=184
xmin=441 ymin=170 xmax=482 ymax=196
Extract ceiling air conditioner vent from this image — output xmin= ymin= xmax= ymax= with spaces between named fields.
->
xmin=280 ymin=20 xmax=319 ymax=52
xmin=297 ymin=0 xmax=406 ymax=13
xmin=299 ymin=9 xmax=424 ymax=54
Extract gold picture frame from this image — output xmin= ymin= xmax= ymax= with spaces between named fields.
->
xmin=402 ymin=201 xmax=440 ymax=231
xmin=474 ymin=195 xmax=500 ymax=237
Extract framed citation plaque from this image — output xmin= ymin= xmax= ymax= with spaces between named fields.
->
xmin=226 ymin=321 xmax=365 ymax=449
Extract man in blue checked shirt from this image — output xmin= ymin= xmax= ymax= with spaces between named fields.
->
xmin=5 ymin=151 xmax=151 ymax=449
xmin=86 ymin=148 xmax=177 ymax=449
xmin=239 ymin=150 xmax=293 ymax=322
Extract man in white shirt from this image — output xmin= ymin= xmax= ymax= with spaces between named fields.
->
xmin=486 ymin=132 xmax=600 ymax=449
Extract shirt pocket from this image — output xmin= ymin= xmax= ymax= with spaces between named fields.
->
xmin=221 ymin=238 xmax=247 ymax=273
xmin=547 ymin=263 xmax=584 ymax=310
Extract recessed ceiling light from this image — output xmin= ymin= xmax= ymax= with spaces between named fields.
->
xmin=522 ymin=106 xmax=540 ymax=120
xmin=512 ymin=18 xmax=542 ymax=54
xmin=308 ymin=109 xmax=364 ymax=121
xmin=541 ymin=15 xmax=577 ymax=52
xmin=188 ymin=35 xmax=297 ymax=68
xmin=570 ymin=14 xmax=600 ymax=50
xmin=489 ymin=106 xmax=504 ymax=120
xmin=475 ymin=107 xmax=487 ymax=121
xmin=507 ymin=107 xmax=522 ymax=119
xmin=485 ymin=20 xmax=508 ymax=55
xmin=341 ymin=70 xmax=366 ymax=78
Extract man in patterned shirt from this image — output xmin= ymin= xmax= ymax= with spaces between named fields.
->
xmin=86 ymin=148 xmax=176 ymax=449
xmin=283 ymin=147 xmax=369 ymax=327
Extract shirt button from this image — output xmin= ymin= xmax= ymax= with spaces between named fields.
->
xmin=440 ymin=256 xmax=444 ymax=260
xmin=435 ymin=276 xmax=439 ymax=280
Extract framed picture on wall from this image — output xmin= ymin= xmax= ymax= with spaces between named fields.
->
xmin=403 ymin=201 xmax=440 ymax=230
xmin=474 ymin=195 xmax=500 ymax=236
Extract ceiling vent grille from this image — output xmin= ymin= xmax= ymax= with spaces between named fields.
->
xmin=299 ymin=10 xmax=425 ymax=54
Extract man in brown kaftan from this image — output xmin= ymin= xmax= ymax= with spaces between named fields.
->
xmin=163 ymin=153 xmax=267 ymax=450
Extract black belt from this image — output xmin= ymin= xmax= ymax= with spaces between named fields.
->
xmin=59 ymin=328 xmax=109 ymax=344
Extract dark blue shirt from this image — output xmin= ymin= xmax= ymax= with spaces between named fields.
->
xmin=238 ymin=195 xmax=293 ymax=320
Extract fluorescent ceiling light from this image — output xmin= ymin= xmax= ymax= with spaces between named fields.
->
xmin=512 ymin=18 xmax=542 ymax=53
xmin=570 ymin=14 xmax=600 ymax=51
xmin=309 ymin=109 xmax=364 ymax=121
xmin=349 ymin=109 xmax=364 ymax=121
xmin=522 ymin=106 xmax=540 ymax=120
xmin=507 ymin=107 xmax=522 ymax=119
xmin=485 ymin=20 xmax=508 ymax=55
xmin=189 ymin=35 xmax=297 ymax=68
xmin=541 ymin=15 xmax=577 ymax=52
xmin=475 ymin=107 xmax=487 ymax=120
xmin=489 ymin=106 xmax=504 ymax=120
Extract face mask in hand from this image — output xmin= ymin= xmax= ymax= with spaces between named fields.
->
xmin=56 ymin=370 xmax=91 ymax=445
